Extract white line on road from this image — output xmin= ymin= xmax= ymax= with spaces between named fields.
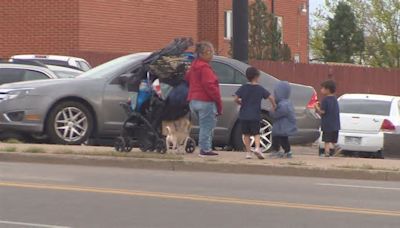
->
xmin=0 ymin=220 xmax=71 ymax=228
xmin=316 ymin=183 xmax=400 ymax=191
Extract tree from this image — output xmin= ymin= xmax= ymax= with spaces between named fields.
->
xmin=311 ymin=0 xmax=400 ymax=68
xmin=248 ymin=0 xmax=291 ymax=61
xmin=323 ymin=2 xmax=364 ymax=63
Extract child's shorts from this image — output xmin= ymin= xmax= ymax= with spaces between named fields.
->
xmin=322 ymin=131 xmax=339 ymax=143
xmin=241 ymin=120 xmax=260 ymax=136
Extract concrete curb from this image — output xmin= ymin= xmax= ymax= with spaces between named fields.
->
xmin=1 ymin=152 xmax=400 ymax=181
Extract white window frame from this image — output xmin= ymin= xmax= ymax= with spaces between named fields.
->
xmin=224 ymin=10 xmax=233 ymax=40
xmin=275 ymin=16 xmax=283 ymax=44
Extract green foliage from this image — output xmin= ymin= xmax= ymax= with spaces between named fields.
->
xmin=311 ymin=0 xmax=400 ymax=68
xmin=323 ymin=2 xmax=365 ymax=63
xmin=248 ymin=0 xmax=291 ymax=61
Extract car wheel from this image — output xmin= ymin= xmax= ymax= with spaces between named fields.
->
xmin=46 ymin=101 xmax=93 ymax=145
xmin=376 ymin=151 xmax=384 ymax=159
xmin=232 ymin=114 xmax=273 ymax=153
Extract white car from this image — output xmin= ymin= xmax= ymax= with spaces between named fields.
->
xmin=11 ymin=55 xmax=92 ymax=72
xmin=319 ymin=94 xmax=400 ymax=158
xmin=0 ymin=60 xmax=83 ymax=85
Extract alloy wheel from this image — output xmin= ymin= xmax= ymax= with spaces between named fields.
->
xmin=250 ymin=119 xmax=273 ymax=153
xmin=54 ymin=107 xmax=88 ymax=142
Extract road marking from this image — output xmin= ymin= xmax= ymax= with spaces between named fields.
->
xmin=317 ymin=183 xmax=400 ymax=191
xmin=0 ymin=220 xmax=70 ymax=228
xmin=1 ymin=181 xmax=400 ymax=217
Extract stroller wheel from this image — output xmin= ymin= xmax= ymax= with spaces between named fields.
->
xmin=156 ymin=139 xmax=167 ymax=154
xmin=124 ymin=138 xmax=134 ymax=152
xmin=114 ymin=137 xmax=126 ymax=152
xmin=185 ymin=138 xmax=196 ymax=153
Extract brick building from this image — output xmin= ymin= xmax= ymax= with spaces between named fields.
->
xmin=0 ymin=0 xmax=309 ymax=66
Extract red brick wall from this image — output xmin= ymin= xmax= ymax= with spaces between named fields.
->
xmin=1 ymin=0 xmax=309 ymax=66
xmin=78 ymin=0 xmax=198 ymax=54
xmin=0 ymin=0 xmax=79 ymax=58
xmin=198 ymin=0 xmax=221 ymax=53
xmin=275 ymin=0 xmax=309 ymax=63
xmin=220 ymin=0 xmax=309 ymax=63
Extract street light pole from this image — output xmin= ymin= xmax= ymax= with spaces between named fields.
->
xmin=232 ymin=0 xmax=248 ymax=63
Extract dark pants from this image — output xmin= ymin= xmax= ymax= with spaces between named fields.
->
xmin=272 ymin=136 xmax=291 ymax=153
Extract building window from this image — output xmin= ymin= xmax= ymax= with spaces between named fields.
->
xmin=294 ymin=54 xmax=300 ymax=63
xmin=224 ymin=10 xmax=233 ymax=39
xmin=275 ymin=16 xmax=283 ymax=44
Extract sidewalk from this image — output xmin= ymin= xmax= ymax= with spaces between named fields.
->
xmin=1 ymin=143 xmax=399 ymax=181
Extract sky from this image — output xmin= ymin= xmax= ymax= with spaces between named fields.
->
xmin=309 ymin=0 xmax=325 ymax=14
xmin=309 ymin=0 xmax=326 ymax=24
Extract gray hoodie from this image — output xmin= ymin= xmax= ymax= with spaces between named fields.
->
xmin=270 ymin=81 xmax=298 ymax=136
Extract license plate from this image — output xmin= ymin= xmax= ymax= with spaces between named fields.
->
xmin=345 ymin=136 xmax=362 ymax=145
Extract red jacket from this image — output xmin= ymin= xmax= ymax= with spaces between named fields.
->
xmin=185 ymin=59 xmax=223 ymax=114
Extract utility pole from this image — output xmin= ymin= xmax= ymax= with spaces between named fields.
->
xmin=232 ymin=0 xmax=248 ymax=63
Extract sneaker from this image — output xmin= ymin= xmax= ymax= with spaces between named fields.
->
xmin=253 ymin=150 xmax=265 ymax=160
xmin=269 ymin=151 xmax=280 ymax=158
xmin=199 ymin=150 xmax=219 ymax=157
xmin=246 ymin=153 xmax=253 ymax=159
xmin=333 ymin=145 xmax=343 ymax=157
xmin=285 ymin=152 xmax=293 ymax=159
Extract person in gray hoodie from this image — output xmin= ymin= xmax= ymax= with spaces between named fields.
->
xmin=270 ymin=81 xmax=298 ymax=158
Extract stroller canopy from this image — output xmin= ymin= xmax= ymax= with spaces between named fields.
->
xmin=126 ymin=37 xmax=194 ymax=92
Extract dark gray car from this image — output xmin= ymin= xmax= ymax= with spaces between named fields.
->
xmin=0 ymin=53 xmax=320 ymax=151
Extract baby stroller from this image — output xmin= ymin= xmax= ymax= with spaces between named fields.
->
xmin=114 ymin=37 xmax=196 ymax=154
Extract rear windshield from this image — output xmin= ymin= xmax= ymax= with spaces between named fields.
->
xmin=339 ymin=99 xmax=392 ymax=116
xmin=33 ymin=59 xmax=69 ymax=67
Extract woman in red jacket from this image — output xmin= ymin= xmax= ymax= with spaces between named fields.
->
xmin=185 ymin=41 xmax=222 ymax=157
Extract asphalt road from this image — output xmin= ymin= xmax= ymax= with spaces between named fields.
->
xmin=0 ymin=162 xmax=399 ymax=228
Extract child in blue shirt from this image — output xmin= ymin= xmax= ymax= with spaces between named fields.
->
xmin=315 ymin=80 xmax=341 ymax=157
xmin=235 ymin=67 xmax=276 ymax=159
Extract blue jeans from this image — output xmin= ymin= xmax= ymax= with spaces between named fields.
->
xmin=190 ymin=100 xmax=217 ymax=152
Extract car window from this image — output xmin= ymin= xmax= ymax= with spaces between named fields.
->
xmin=78 ymin=61 xmax=91 ymax=71
xmin=234 ymin=70 xmax=248 ymax=84
xmin=339 ymin=99 xmax=392 ymax=116
xmin=398 ymin=101 xmax=400 ymax=116
xmin=78 ymin=53 xmax=148 ymax=80
xmin=0 ymin=68 xmax=24 ymax=84
xmin=211 ymin=62 xmax=246 ymax=84
xmin=23 ymin=70 xmax=50 ymax=81
xmin=33 ymin=59 xmax=69 ymax=67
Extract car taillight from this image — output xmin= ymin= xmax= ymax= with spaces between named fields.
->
xmin=307 ymin=89 xmax=318 ymax=109
xmin=381 ymin=119 xmax=395 ymax=132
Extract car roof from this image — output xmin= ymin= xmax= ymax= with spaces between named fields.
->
xmin=340 ymin=94 xmax=399 ymax=102
xmin=12 ymin=54 xmax=87 ymax=62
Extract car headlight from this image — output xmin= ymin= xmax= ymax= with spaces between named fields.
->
xmin=3 ymin=89 xmax=33 ymax=101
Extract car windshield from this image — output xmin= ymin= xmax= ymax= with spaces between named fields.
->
xmin=53 ymin=70 xmax=81 ymax=78
xmin=339 ymin=99 xmax=392 ymax=116
xmin=77 ymin=53 xmax=148 ymax=79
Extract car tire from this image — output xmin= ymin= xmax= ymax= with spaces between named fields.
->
xmin=46 ymin=101 xmax=94 ymax=145
xmin=231 ymin=114 xmax=273 ymax=153
xmin=375 ymin=151 xmax=384 ymax=159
